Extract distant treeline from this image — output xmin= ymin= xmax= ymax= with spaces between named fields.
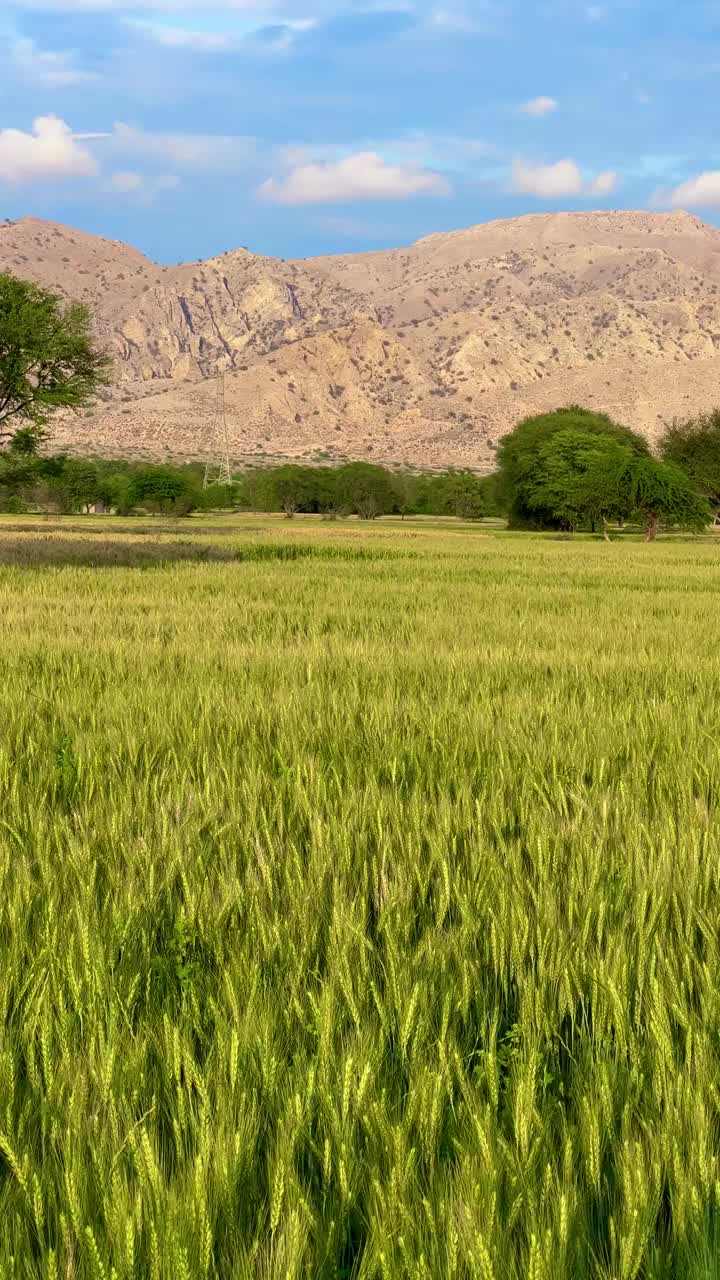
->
xmin=3 ymin=404 xmax=718 ymax=537
xmin=0 ymin=451 xmax=500 ymax=520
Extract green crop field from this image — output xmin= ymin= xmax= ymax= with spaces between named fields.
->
xmin=0 ymin=514 xmax=719 ymax=1280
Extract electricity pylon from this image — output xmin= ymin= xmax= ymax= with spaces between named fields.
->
xmin=203 ymin=373 xmax=232 ymax=488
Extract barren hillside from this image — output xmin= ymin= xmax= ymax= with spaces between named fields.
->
xmin=3 ymin=210 xmax=720 ymax=468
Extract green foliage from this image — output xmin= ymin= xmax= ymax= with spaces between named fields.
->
xmin=56 ymin=458 xmax=101 ymax=513
xmin=660 ymin=409 xmax=720 ymax=510
xmin=630 ymin=456 xmax=710 ymax=539
xmin=0 ymin=456 xmax=213 ymax=517
xmin=250 ymin=465 xmax=336 ymax=518
xmin=334 ymin=462 xmax=397 ymax=519
xmin=437 ymin=469 xmax=488 ymax=519
xmin=0 ymin=273 xmax=111 ymax=447
xmin=0 ymin=520 xmax=718 ymax=1277
xmin=128 ymin=464 xmax=197 ymax=516
xmin=497 ymin=406 xmax=649 ymax=529
xmin=522 ymin=431 xmax=637 ymax=531
xmin=237 ymin=463 xmax=494 ymax=520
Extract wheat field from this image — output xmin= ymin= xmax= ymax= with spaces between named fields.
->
xmin=0 ymin=515 xmax=718 ymax=1279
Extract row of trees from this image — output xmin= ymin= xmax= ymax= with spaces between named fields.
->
xmin=0 ymin=448 xmax=498 ymax=520
xmin=242 ymin=463 xmax=496 ymax=520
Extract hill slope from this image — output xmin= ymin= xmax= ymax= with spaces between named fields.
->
xmin=3 ymin=210 xmax=720 ymax=468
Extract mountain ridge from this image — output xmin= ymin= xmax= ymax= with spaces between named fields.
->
xmin=2 ymin=209 xmax=720 ymax=469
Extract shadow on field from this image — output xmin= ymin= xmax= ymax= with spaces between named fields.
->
xmin=0 ymin=537 xmax=413 ymax=569
xmin=0 ymin=522 xmax=267 ymax=537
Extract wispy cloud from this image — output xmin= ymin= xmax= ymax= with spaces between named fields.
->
xmin=106 ymin=123 xmax=258 ymax=171
xmin=426 ymin=1 xmax=500 ymax=34
xmin=519 ymin=96 xmax=558 ymax=117
xmin=126 ymin=24 xmax=236 ymax=51
xmin=257 ymin=151 xmax=451 ymax=204
xmin=12 ymin=0 xmax=304 ymax=9
xmin=123 ymin=14 xmax=316 ymax=52
xmin=107 ymin=170 xmax=180 ymax=201
xmin=109 ymin=170 xmax=144 ymax=192
xmin=10 ymin=36 xmax=100 ymax=86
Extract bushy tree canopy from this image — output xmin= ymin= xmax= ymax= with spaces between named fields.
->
xmin=497 ymin=406 xmax=649 ymax=529
xmin=0 ymin=273 xmax=111 ymax=449
xmin=660 ymin=410 xmax=720 ymax=511
xmin=498 ymin=407 xmax=708 ymax=537
xmin=522 ymin=429 xmax=635 ymax=531
xmin=630 ymin=456 xmax=709 ymax=540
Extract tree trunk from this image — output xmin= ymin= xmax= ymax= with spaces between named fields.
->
xmin=644 ymin=512 xmax=659 ymax=542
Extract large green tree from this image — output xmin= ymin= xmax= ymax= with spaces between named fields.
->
xmin=522 ymin=429 xmax=635 ymax=533
xmin=630 ymin=457 xmax=709 ymax=541
xmin=0 ymin=273 xmax=111 ymax=449
xmin=438 ymin=469 xmax=487 ymax=520
xmin=497 ymin=406 xmax=650 ymax=529
xmin=522 ymin=428 xmax=709 ymax=538
xmin=130 ymin=465 xmax=198 ymax=515
xmin=334 ymin=462 xmax=396 ymax=519
xmin=660 ymin=410 xmax=720 ymax=516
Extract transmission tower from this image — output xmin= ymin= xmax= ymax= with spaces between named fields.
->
xmin=203 ymin=373 xmax=232 ymax=488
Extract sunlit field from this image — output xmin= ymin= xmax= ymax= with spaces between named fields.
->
xmin=1 ymin=514 xmax=719 ymax=1279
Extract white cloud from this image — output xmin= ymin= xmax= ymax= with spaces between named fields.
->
xmin=107 ymin=123 xmax=257 ymax=170
xmin=0 ymin=116 xmax=97 ymax=185
xmin=10 ymin=36 xmax=99 ymax=86
xmin=257 ymin=151 xmax=451 ymax=204
xmin=512 ymin=157 xmax=583 ymax=196
xmin=520 ymin=96 xmax=558 ymax=117
xmin=666 ymin=171 xmax=720 ymax=208
xmin=511 ymin=157 xmax=617 ymax=198
xmin=591 ymin=169 xmax=617 ymax=195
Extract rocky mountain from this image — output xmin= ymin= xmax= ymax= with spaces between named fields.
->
xmin=3 ymin=209 xmax=720 ymax=469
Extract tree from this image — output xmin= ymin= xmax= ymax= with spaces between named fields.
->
xmin=630 ymin=457 xmax=709 ymax=541
xmin=521 ymin=430 xmax=636 ymax=534
xmin=0 ymin=447 xmax=37 ymax=512
xmin=334 ymin=463 xmax=396 ymax=519
xmin=195 ymin=481 xmax=239 ymax=512
xmin=56 ymin=458 xmax=100 ymax=512
xmin=439 ymin=470 xmax=486 ymax=520
xmin=497 ymin=413 xmax=708 ymax=539
xmin=268 ymin=466 xmax=319 ymax=519
xmin=660 ymin=411 xmax=720 ymax=517
xmin=0 ymin=274 xmax=111 ymax=450
xmin=497 ymin=406 xmax=649 ymax=529
xmin=129 ymin=465 xmax=197 ymax=515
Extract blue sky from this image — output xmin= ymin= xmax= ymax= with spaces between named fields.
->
xmin=1 ymin=0 xmax=719 ymax=263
